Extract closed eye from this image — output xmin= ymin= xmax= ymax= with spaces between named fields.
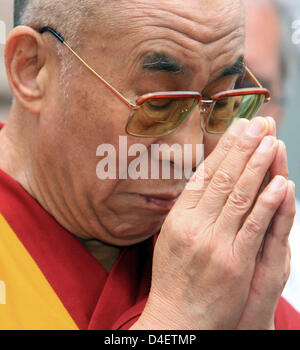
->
xmin=146 ymin=99 xmax=173 ymax=110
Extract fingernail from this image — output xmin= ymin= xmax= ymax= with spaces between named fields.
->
xmin=269 ymin=176 xmax=286 ymax=191
xmin=230 ymin=119 xmax=248 ymax=136
xmin=288 ymin=180 xmax=295 ymax=193
xmin=246 ymin=118 xmax=267 ymax=137
xmin=266 ymin=117 xmax=276 ymax=136
xmin=278 ymin=140 xmax=287 ymax=154
xmin=257 ymin=136 xmax=276 ymax=153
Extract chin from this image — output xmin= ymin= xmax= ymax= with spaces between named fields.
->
xmin=89 ymin=190 xmax=170 ymax=246
xmin=102 ymin=217 xmax=165 ymax=247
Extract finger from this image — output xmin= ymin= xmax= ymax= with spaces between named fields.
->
xmin=253 ymin=116 xmax=276 ymax=196
xmin=214 ymin=136 xmax=279 ymax=239
xmin=265 ymin=116 xmax=277 ymax=137
xmin=197 ymin=117 xmax=274 ymax=218
xmin=233 ymin=175 xmax=288 ymax=262
xmin=236 ymin=117 xmax=277 ymax=211
xmin=261 ymin=180 xmax=295 ymax=263
xmin=240 ymin=181 xmax=295 ymax=327
xmin=249 ymin=118 xmax=280 ymax=209
xmin=178 ymin=118 xmax=249 ymax=209
xmin=269 ymin=140 xmax=289 ymax=180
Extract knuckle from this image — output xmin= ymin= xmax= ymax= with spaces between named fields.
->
xmin=244 ymin=216 xmax=263 ymax=236
xmin=203 ymin=165 xmax=214 ymax=184
xmin=259 ymin=193 xmax=278 ymax=211
xmin=164 ymin=214 xmax=198 ymax=251
xmin=227 ymin=189 xmax=252 ymax=211
xmin=280 ymin=208 xmax=297 ymax=226
xmin=235 ymin=138 xmax=254 ymax=154
xmin=246 ymin=157 xmax=265 ymax=176
xmin=211 ymin=248 xmax=242 ymax=280
xmin=220 ymin=137 xmax=233 ymax=154
xmin=221 ymin=258 xmax=242 ymax=280
xmin=276 ymin=250 xmax=291 ymax=290
xmin=274 ymin=265 xmax=290 ymax=293
xmin=289 ymin=206 xmax=296 ymax=219
xmin=211 ymin=169 xmax=234 ymax=192
xmin=181 ymin=228 xmax=200 ymax=248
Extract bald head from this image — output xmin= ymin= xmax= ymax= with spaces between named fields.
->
xmin=14 ymin=0 xmax=106 ymax=47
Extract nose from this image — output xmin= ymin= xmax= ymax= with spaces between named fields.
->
xmin=154 ymin=108 xmax=205 ymax=177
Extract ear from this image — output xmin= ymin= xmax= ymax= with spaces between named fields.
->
xmin=5 ymin=26 xmax=47 ymax=115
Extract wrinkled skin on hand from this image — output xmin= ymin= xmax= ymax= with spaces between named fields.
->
xmin=133 ymin=117 xmax=295 ymax=330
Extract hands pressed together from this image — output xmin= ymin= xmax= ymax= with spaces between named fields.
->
xmin=132 ymin=117 xmax=295 ymax=330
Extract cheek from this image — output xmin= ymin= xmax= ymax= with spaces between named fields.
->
xmin=204 ymin=133 xmax=222 ymax=158
xmin=64 ymin=84 xmax=132 ymax=155
xmin=62 ymin=69 xmax=130 ymax=134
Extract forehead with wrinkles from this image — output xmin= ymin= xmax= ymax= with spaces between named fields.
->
xmin=99 ymin=0 xmax=245 ymax=80
xmin=115 ymin=1 xmax=242 ymax=29
xmin=109 ymin=0 xmax=244 ymax=44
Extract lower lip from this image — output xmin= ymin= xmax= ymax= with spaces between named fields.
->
xmin=139 ymin=195 xmax=178 ymax=211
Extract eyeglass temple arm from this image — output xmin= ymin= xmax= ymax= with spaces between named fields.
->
xmin=39 ymin=27 xmax=136 ymax=109
xmin=245 ymin=65 xmax=271 ymax=102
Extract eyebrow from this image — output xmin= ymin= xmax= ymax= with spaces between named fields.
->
xmin=142 ymin=52 xmax=185 ymax=74
xmin=142 ymin=53 xmax=245 ymax=79
xmin=221 ymin=56 xmax=245 ymax=77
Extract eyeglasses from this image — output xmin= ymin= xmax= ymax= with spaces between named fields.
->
xmin=39 ymin=26 xmax=271 ymax=137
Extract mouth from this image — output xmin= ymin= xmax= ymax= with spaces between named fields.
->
xmin=132 ymin=193 xmax=180 ymax=211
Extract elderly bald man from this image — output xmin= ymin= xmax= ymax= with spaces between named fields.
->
xmin=0 ymin=0 xmax=299 ymax=330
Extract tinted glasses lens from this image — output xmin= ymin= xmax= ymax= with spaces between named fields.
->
xmin=126 ymin=97 xmax=198 ymax=137
xmin=206 ymin=94 xmax=265 ymax=133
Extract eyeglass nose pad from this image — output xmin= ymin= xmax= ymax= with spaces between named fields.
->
xmin=199 ymin=104 xmax=210 ymax=114
xmin=198 ymin=102 xmax=211 ymax=132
